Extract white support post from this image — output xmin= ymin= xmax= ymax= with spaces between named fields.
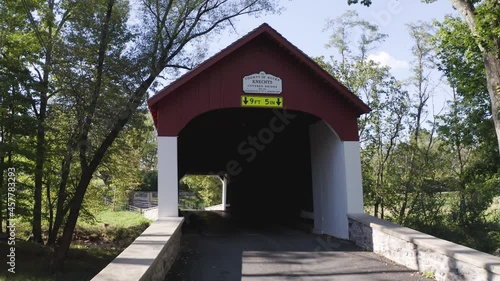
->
xmin=343 ymin=141 xmax=364 ymax=214
xmin=310 ymin=121 xmax=346 ymax=236
xmin=158 ymin=136 xmax=179 ymax=217
xmin=309 ymin=121 xmax=364 ymax=239
xmin=222 ymin=176 xmax=227 ymax=211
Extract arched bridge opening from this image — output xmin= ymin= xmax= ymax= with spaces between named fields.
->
xmin=178 ymin=108 xmax=318 ymax=223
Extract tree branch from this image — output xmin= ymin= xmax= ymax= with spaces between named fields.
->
xmin=449 ymin=0 xmax=484 ymax=52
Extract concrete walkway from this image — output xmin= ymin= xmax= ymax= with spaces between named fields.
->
xmin=164 ymin=212 xmax=430 ymax=281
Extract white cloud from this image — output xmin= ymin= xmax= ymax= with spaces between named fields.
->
xmin=367 ymin=51 xmax=409 ymax=69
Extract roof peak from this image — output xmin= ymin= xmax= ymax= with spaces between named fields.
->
xmin=148 ymin=23 xmax=370 ymax=117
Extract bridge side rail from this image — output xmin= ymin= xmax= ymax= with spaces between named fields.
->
xmin=348 ymin=213 xmax=500 ymax=281
xmin=91 ymin=217 xmax=184 ymax=281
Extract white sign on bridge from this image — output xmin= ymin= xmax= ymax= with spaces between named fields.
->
xmin=243 ymin=71 xmax=282 ymax=94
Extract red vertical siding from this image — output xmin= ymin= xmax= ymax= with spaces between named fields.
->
xmin=154 ymin=34 xmax=364 ymax=141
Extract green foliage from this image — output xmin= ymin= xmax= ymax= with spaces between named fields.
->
xmin=104 ymin=221 xmax=150 ymax=247
xmin=422 ymin=271 xmax=435 ymax=279
xmin=384 ymin=133 xmax=448 ymax=225
xmin=349 ymin=0 xmax=500 ymax=156
xmin=317 ymin=10 xmax=411 ymax=218
xmin=90 ymin=207 xmax=151 ymax=227
xmin=434 ymin=16 xmax=500 ymax=244
xmin=474 ymin=0 xmax=500 ymax=56
xmin=137 ymin=170 xmax=158 ymax=191
xmin=0 ymin=0 xmax=40 ymax=233
xmin=434 ymin=17 xmax=488 ymax=105
xmin=318 ymin=10 xmax=500 ymax=254
xmin=0 ymin=208 xmax=150 ymax=281
xmin=1 ymin=0 xmax=282 ymax=270
xmin=179 ymin=175 xmax=222 ymax=209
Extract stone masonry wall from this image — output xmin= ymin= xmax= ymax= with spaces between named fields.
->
xmin=91 ymin=217 xmax=183 ymax=281
xmin=140 ymin=220 xmax=181 ymax=281
xmin=348 ymin=214 xmax=500 ymax=281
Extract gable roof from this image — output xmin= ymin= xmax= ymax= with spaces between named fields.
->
xmin=148 ymin=23 xmax=370 ymax=125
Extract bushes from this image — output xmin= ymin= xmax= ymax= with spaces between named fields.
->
xmin=73 ymin=209 xmax=151 ymax=248
xmin=104 ymin=221 xmax=151 ymax=247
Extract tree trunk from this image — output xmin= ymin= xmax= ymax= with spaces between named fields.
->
xmin=483 ymin=53 xmax=500 ymax=154
xmin=5 ymin=89 xmax=14 ymax=233
xmin=47 ymin=146 xmax=74 ymax=245
xmin=50 ymin=0 xmax=117 ymax=258
xmin=50 ymin=73 xmax=155 ymax=270
xmin=47 ymin=176 xmax=54 ymax=237
xmin=0 ymin=120 xmax=5 ymax=233
xmin=33 ymin=97 xmax=46 ymax=243
xmin=380 ymin=200 xmax=384 ymax=220
xmin=48 ymin=0 xmax=265 ymax=269
xmin=0 ymin=139 xmax=4 ymax=234
xmin=449 ymin=0 xmax=500 ymax=155
xmin=399 ymin=187 xmax=409 ymax=225
xmin=50 ymin=170 xmax=93 ymax=272
xmin=6 ymin=129 xmax=12 ymax=233
xmin=23 ymin=0 xmax=58 ymax=244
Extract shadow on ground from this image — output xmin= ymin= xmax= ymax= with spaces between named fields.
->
xmin=164 ymin=211 xmax=430 ymax=281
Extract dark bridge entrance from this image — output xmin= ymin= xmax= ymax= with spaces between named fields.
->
xmin=148 ymin=23 xmax=370 ymax=238
xmin=178 ymin=108 xmax=318 ymax=220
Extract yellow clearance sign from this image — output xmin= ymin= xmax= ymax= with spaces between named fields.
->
xmin=241 ymin=95 xmax=283 ymax=108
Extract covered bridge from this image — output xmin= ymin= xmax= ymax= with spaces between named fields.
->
xmin=147 ymin=23 xmax=370 ymax=239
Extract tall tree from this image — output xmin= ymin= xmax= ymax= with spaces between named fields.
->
xmin=435 ymin=16 xmax=500 ymax=240
xmin=348 ymin=0 xmax=500 ymax=156
xmin=315 ymin=10 xmax=409 ymax=217
xmin=15 ymin=0 xmax=72 ymax=243
xmin=18 ymin=0 xmax=279 ymax=271
xmin=0 ymin=0 xmax=39 ymax=235
xmin=391 ymin=21 xmax=440 ymax=224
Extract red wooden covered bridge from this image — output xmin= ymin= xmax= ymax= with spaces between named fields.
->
xmin=148 ymin=23 xmax=370 ymax=238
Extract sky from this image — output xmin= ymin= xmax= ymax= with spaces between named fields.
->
xmin=203 ymin=0 xmax=462 ymax=113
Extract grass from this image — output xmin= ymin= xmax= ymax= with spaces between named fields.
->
xmin=0 ymin=241 xmax=121 ymax=281
xmin=0 ymin=207 xmax=151 ymax=281
xmin=79 ymin=208 xmax=151 ymax=228
xmin=422 ymin=271 xmax=435 ymax=279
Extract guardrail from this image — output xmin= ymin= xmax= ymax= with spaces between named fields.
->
xmin=103 ymin=198 xmax=159 ymax=221
xmin=91 ymin=217 xmax=184 ymax=281
xmin=348 ymin=213 xmax=500 ymax=281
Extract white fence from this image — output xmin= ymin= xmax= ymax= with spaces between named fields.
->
xmin=104 ymin=197 xmax=159 ymax=221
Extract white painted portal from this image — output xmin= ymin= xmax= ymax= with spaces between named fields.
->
xmin=222 ymin=175 xmax=228 ymax=211
xmin=158 ymin=122 xmax=364 ymax=227
xmin=309 ymin=120 xmax=364 ymax=239
xmin=344 ymin=142 xmax=364 ymax=214
xmin=158 ymin=136 xmax=179 ymax=217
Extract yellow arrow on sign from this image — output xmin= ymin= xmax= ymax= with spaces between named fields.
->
xmin=241 ymin=95 xmax=283 ymax=108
